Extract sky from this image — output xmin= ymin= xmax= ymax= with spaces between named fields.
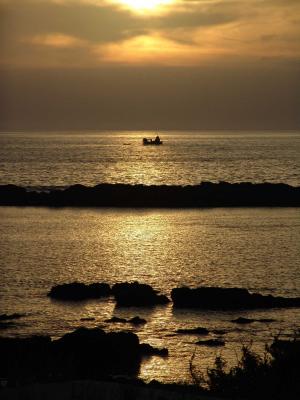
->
xmin=0 ymin=0 xmax=300 ymax=130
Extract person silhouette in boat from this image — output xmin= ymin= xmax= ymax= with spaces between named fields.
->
xmin=154 ymin=135 xmax=161 ymax=144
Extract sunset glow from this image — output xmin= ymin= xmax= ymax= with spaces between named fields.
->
xmin=113 ymin=0 xmax=173 ymax=13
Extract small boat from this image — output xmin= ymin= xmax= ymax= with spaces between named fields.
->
xmin=143 ymin=135 xmax=163 ymax=145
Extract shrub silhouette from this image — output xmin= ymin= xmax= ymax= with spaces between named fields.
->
xmin=192 ymin=336 xmax=300 ymax=399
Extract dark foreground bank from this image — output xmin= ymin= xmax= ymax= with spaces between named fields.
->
xmin=0 ymin=327 xmax=168 ymax=384
xmin=1 ymin=336 xmax=299 ymax=400
xmin=1 ymin=182 xmax=300 ymax=207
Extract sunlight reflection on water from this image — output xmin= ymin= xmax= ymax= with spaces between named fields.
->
xmin=1 ymin=131 xmax=299 ymax=187
xmin=1 ymin=207 xmax=299 ymax=382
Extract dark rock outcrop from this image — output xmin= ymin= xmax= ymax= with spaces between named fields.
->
xmin=176 ymin=327 xmax=209 ymax=335
xmin=48 ymin=282 xmax=111 ymax=301
xmin=1 ymin=182 xmax=299 ymax=208
xmin=112 ymin=282 xmax=169 ymax=307
xmin=0 ymin=327 xmax=167 ymax=383
xmin=171 ymin=287 xmax=300 ymax=310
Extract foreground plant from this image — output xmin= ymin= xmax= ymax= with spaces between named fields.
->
xmin=191 ymin=336 xmax=300 ymax=399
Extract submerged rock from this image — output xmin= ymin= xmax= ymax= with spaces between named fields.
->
xmin=211 ymin=329 xmax=227 ymax=335
xmin=112 ymin=282 xmax=169 ymax=307
xmin=80 ymin=317 xmax=96 ymax=321
xmin=105 ymin=316 xmax=147 ymax=325
xmin=176 ymin=327 xmax=209 ymax=335
xmin=171 ymin=286 xmax=300 ymax=310
xmin=0 ymin=313 xmax=24 ymax=321
xmin=128 ymin=316 xmax=147 ymax=325
xmin=105 ymin=316 xmax=128 ymax=323
xmin=231 ymin=317 xmax=276 ymax=324
xmin=195 ymin=339 xmax=225 ymax=347
xmin=0 ymin=321 xmax=16 ymax=330
xmin=140 ymin=343 xmax=169 ymax=357
xmin=231 ymin=317 xmax=256 ymax=324
xmin=48 ymin=282 xmax=111 ymax=301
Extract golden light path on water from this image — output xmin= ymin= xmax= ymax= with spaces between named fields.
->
xmin=1 ymin=206 xmax=300 ymax=382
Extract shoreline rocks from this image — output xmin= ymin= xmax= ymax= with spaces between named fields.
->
xmin=0 ymin=327 xmax=168 ymax=383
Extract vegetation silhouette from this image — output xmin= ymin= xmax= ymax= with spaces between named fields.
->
xmin=190 ymin=336 xmax=300 ymax=399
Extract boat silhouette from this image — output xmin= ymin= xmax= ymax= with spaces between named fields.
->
xmin=143 ymin=135 xmax=163 ymax=145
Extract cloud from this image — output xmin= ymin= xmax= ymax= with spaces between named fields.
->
xmin=29 ymin=34 xmax=87 ymax=48
xmin=1 ymin=0 xmax=300 ymax=67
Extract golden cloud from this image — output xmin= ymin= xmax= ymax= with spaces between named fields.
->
xmin=29 ymin=34 xmax=87 ymax=48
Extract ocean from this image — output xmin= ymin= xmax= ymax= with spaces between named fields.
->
xmin=0 ymin=130 xmax=299 ymax=383
xmin=0 ymin=131 xmax=299 ymax=188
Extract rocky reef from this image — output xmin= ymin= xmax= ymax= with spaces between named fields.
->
xmin=47 ymin=282 xmax=300 ymax=310
xmin=171 ymin=286 xmax=300 ymax=309
xmin=0 ymin=182 xmax=299 ymax=207
xmin=48 ymin=282 xmax=111 ymax=301
xmin=176 ymin=327 xmax=209 ymax=335
xmin=112 ymin=282 xmax=170 ymax=307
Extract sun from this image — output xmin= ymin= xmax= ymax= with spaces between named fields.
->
xmin=114 ymin=0 xmax=173 ymax=12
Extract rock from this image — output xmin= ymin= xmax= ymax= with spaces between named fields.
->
xmin=1 ymin=182 xmax=300 ymax=207
xmin=231 ymin=317 xmax=256 ymax=324
xmin=105 ymin=316 xmax=147 ymax=325
xmin=140 ymin=343 xmax=169 ymax=357
xmin=195 ymin=339 xmax=225 ymax=347
xmin=211 ymin=329 xmax=227 ymax=335
xmin=0 ymin=321 xmax=16 ymax=330
xmin=112 ymin=282 xmax=169 ymax=307
xmin=0 ymin=313 xmax=24 ymax=321
xmin=176 ymin=327 xmax=209 ymax=335
xmin=231 ymin=317 xmax=276 ymax=324
xmin=171 ymin=286 xmax=300 ymax=310
xmin=128 ymin=316 xmax=147 ymax=325
xmin=0 ymin=327 xmax=165 ymax=383
xmin=80 ymin=317 xmax=96 ymax=321
xmin=257 ymin=318 xmax=276 ymax=323
xmin=48 ymin=282 xmax=111 ymax=301
xmin=105 ymin=316 xmax=127 ymax=323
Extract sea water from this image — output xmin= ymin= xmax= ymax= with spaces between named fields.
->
xmin=0 ymin=131 xmax=299 ymax=187
xmin=0 ymin=131 xmax=299 ymax=383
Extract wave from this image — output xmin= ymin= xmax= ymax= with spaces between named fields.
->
xmin=0 ymin=182 xmax=299 ymax=208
